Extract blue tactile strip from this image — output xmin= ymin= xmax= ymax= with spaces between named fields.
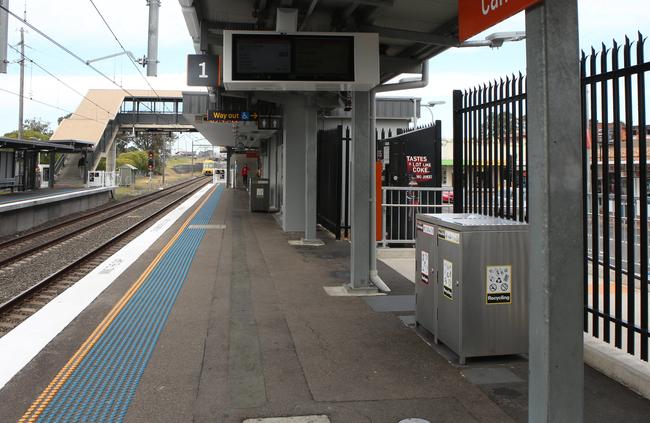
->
xmin=35 ymin=185 xmax=223 ymax=422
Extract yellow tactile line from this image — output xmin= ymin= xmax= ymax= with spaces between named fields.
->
xmin=20 ymin=185 xmax=216 ymax=423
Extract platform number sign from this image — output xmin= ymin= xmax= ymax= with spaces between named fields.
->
xmin=187 ymin=54 xmax=220 ymax=87
xmin=486 ymin=265 xmax=512 ymax=304
xmin=198 ymin=62 xmax=208 ymax=78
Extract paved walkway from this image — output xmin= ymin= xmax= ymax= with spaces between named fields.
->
xmin=1 ymin=188 xmax=649 ymax=422
xmin=0 ymin=187 xmax=82 ymax=204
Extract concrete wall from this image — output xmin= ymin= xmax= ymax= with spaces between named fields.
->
xmin=0 ymin=190 xmax=113 ymax=237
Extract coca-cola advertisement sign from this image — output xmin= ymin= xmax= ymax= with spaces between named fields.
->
xmin=406 ymin=155 xmax=433 ymax=183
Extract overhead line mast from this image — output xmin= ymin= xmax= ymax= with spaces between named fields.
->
xmin=146 ymin=0 xmax=160 ymax=77
xmin=0 ymin=0 xmax=7 ymax=74
xmin=18 ymin=4 xmax=24 ymax=139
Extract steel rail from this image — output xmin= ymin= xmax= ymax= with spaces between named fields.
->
xmin=0 ymin=177 xmax=203 ymax=250
xmin=0 ymin=177 xmax=206 ymax=266
xmin=0 ymin=178 xmax=211 ymax=314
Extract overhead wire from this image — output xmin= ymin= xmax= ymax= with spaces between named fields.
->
xmin=7 ymin=43 xmax=114 ymax=117
xmin=0 ymin=87 xmax=109 ymax=124
xmin=0 ymin=3 xmax=154 ymax=111
xmin=87 ymin=0 xmax=170 ymax=112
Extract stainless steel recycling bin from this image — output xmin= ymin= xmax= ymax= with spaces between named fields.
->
xmin=415 ymin=213 xmax=529 ymax=364
xmin=249 ymin=178 xmax=270 ymax=212
xmin=415 ymin=217 xmax=438 ymax=338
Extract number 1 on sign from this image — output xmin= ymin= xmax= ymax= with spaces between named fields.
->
xmin=198 ymin=62 xmax=208 ymax=79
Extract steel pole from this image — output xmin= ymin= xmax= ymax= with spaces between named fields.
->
xmin=162 ymin=138 xmax=166 ymax=186
xmin=0 ymin=0 xmax=8 ymax=74
xmin=349 ymin=90 xmax=374 ymax=291
xmin=146 ymin=0 xmax=160 ymax=77
xmin=18 ymin=27 xmax=24 ymax=140
xmin=422 ymin=105 xmax=434 ymax=124
xmin=304 ymin=101 xmax=319 ymax=242
xmin=525 ymin=1 xmax=583 ymax=421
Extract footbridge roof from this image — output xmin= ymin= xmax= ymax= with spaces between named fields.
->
xmin=51 ymin=89 xmax=187 ymax=146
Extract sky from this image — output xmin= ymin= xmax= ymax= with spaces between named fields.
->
xmin=0 ymin=0 xmax=649 ymax=147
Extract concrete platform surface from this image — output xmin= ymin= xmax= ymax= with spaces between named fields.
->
xmin=0 ymin=187 xmax=80 ymax=204
xmin=0 ymin=189 xmax=649 ymax=423
xmin=0 ymin=186 xmax=114 ymax=237
xmin=0 ymin=187 xmax=112 ymax=210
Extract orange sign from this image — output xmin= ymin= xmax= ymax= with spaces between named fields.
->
xmin=459 ymin=0 xmax=543 ymax=42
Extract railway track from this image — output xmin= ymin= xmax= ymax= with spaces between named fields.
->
xmin=0 ymin=177 xmax=205 ymax=265
xmin=0 ymin=177 xmax=211 ymax=337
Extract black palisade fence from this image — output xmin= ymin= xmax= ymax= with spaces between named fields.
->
xmin=453 ymin=32 xmax=649 ymax=361
xmin=582 ymin=33 xmax=649 ymax=361
xmin=452 ymin=74 xmax=528 ymax=222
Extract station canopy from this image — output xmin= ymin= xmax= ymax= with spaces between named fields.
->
xmin=179 ymin=0 xmax=460 ymax=83
xmin=0 ymin=137 xmax=92 ymax=153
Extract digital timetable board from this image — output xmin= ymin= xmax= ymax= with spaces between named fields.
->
xmin=232 ymin=34 xmax=355 ymax=82
xmin=223 ymin=31 xmax=379 ymax=91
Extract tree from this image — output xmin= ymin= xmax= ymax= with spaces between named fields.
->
xmin=115 ymin=137 xmax=138 ymax=154
xmin=3 ymin=118 xmax=53 ymax=141
xmin=481 ymin=112 xmax=526 ymax=139
xmin=117 ymin=132 xmax=178 ymax=170
xmin=57 ymin=113 xmax=72 ymax=125
xmin=117 ymin=151 xmax=149 ymax=173
xmin=25 ymin=118 xmax=53 ymax=135
xmin=117 ymin=133 xmax=177 ymax=156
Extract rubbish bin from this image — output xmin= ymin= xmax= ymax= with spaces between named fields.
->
xmin=415 ymin=217 xmax=438 ymax=338
xmin=249 ymin=178 xmax=270 ymax=212
xmin=415 ymin=213 xmax=529 ymax=364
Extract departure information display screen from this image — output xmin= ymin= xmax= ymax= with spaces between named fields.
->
xmin=232 ymin=34 xmax=355 ymax=81
xmin=236 ymin=37 xmax=291 ymax=75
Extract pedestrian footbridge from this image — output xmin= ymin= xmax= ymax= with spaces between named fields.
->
xmin=51 ymin=89 xmax=195 ymax=175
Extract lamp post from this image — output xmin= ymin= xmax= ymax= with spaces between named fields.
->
xmin=459 ymin=31 xmax=526 ymax=48
xmin=421 ymin=100 xmax=445 ymax=125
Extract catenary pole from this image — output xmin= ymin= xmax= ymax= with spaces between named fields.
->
xmin=0 ymin=0 xmax=8 ymax=74
xmin=18 ymin=25 xmax=24 ymax=139
xmin=146 ymin=0 xmax=160 ymax=77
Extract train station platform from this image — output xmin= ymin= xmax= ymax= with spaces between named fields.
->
xmin=0 ymin=187 xmax=114 ymax=238
xmin=0 ymin=186 xmax=649 ymax=422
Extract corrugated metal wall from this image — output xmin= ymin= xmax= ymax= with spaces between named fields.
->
xmin=375 ymin=98 xmax=420 ymax=120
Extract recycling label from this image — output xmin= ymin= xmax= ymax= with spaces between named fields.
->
xmin=420 ymin=251 xmax=429 ymax=284
xmin=438 ymin=228 xmax=460 ymax=244
xmin=443 ymin=259 xmax=453 ymax=300
xmin=486 ymin=265 xmax=512 ymax=304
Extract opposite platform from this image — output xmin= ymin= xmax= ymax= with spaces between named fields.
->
xmin=0 ymin=187 xmax=114 ymax=237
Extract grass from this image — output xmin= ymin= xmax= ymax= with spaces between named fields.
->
xmin=114 ymin=156 xmax=205 ymax=200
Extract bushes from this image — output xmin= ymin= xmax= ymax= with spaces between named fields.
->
xmin=117 ymin=151 xmax=149 ymax=173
